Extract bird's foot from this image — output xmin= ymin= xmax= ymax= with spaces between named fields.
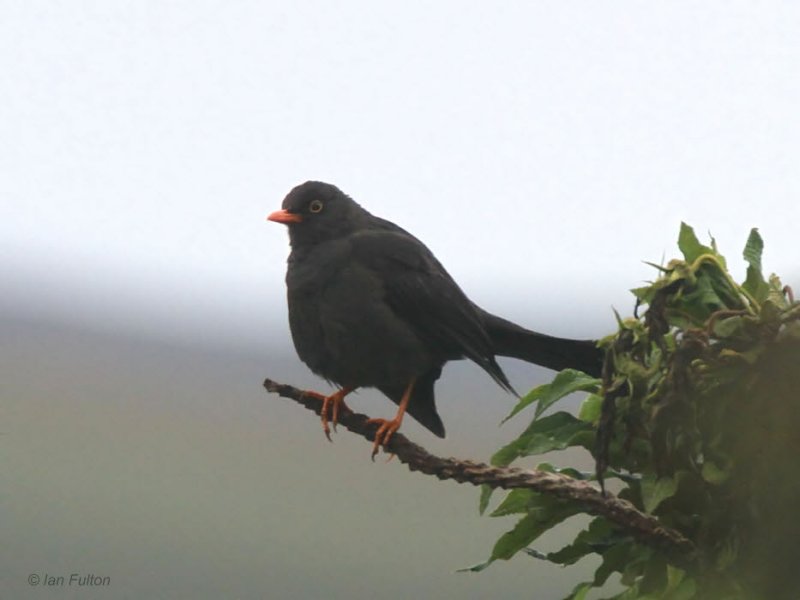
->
xmin=302 ymin=388 xmax=354 ymax=441
xmin=365 ymin=416 xmax=402 ymax=460
xmin=364 ymin=378 xmax=415 ymax=460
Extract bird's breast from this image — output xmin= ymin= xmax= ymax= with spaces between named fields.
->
xmin=284 ymin=243 xmax=345 ymax=367
xmin=283 ymin=241 xmax=434 ymax=388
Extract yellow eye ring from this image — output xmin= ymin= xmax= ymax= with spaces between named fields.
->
xmin=309 ymin=199 xmax=324 ymax=213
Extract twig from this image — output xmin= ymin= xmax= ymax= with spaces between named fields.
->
xmin=263 ymin=378 xmax=696 ymax=563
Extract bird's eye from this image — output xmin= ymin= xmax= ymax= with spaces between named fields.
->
xmin=308 ymin=199 xmax=324 ymax=214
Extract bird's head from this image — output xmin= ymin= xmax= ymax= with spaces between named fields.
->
xmin=268 ymin=181 xmax=368 ymax=246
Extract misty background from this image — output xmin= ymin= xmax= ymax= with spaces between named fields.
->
xmin=2 ymin=2 xmax=799 ymax=599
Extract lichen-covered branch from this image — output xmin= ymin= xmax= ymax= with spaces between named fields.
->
xmin=263 ymin=378 xmax=695 ymax=563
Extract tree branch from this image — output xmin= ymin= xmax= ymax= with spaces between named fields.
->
xmin=263 ymin=378 xmax=696 ymax=563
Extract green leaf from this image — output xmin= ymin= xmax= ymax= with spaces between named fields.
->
xmin=567 ymin=430 xmax=597 ymax=452
xmin=547 ymin=517 xmax=618 ymax=566
xmin=501 ymin=369 xmax=600 ymax=424
xmin=663 ymin=566 xmax=697 ymax=600
xmin=744 ymin=267 xmax=770 ymax=304
xmin=642 ymin=260 xmax=670 ymax=273
xmin=535 ymin=462 xmax=594 ymax=480
xmin=490 ymin=503 xmax=580 ymax=561
xmin=593 ymin=542 xmax=639 ymax=586
xmin=701 ymin=460 xmax=731 ymax=485
xmin=578 ymin=393 xmax=603 ymax=423
xmin=490 ymin=514 xmax=546 ymax=561
xmin=604 ymin=588 xmax=645 ymax=600
xmin=704 ymin=265 xmax=745 ymax=309
xmin=665 ymin=564 xmax=686 ymax=589
xmin=491 ymin=412 xmax=592 ymax=467
xmin=711 ymin=315 xmax=752 ymax=339
xmin=561 ymin=581 xmax=593 ymax=600
xmin=669 ymin=577 xmax=698 ymax=600
xmin=640 ymin=473 xmax=678 ymax=513
xmin=637 ymin=555 xmax=668 ymax=594
xmin=678 ymin=222 xmax=714 ymax=263
xmin=681 ymin=270 xmax=724 ymax=311
xmin=521 ymin=547 xmax=548 ymax=560
xmin=742 ymin=227 xmax=764 ymax=273
xmin=742 ymin=228 xmax=769 ymax=304
xmin=490 ymin=489 xmax=535 ymax=517
xmin=456 ymin=559 xmax=493 ymax=573
xmin=768 ymin=273 xmax=791 ymax=307
xmin=478 ymin=484 xmax=492 ymax=516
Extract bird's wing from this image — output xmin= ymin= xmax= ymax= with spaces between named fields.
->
xmin=349 ymin=228 xmax=514 ymax=393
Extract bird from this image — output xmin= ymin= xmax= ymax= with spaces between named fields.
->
xmin=268 ymin=181 xmax=603 ymax=457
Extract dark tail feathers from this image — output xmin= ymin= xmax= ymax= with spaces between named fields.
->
xmin=480 ymin=310 xmax=604 ymax=377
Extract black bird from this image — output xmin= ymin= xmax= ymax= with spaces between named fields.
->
xmin=268 ymin=181 xmax=602 ymax=456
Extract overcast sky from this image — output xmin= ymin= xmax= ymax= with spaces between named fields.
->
xmin=2 ymin=1 xmax=798 ymax=344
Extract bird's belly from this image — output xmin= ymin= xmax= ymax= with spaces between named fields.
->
xmin=288 ymin=263 xmax=434 ymax=388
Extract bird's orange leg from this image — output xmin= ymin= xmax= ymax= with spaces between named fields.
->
xmin=366 ymin=378 xmax=415 ymax=460
xmin=302 ymin=387 xmax=355 ymax=441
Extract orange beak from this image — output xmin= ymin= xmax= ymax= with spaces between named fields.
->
xmin=267 ymin=209 xmax=303 ymax=224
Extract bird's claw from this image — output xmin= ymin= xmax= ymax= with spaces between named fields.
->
xmin=303 ymin=389 xmax=352 ymax=442
xmin=366 ymin=416 xmax=401 ymax=461
xmin=320 ymin=396 xmax=334 ymax=442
